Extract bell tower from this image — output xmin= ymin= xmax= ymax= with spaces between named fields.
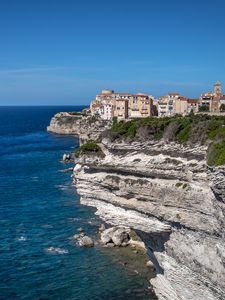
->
xmin=214 ymin=81 xmax=222 ymax=96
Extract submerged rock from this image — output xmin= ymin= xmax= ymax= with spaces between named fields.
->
xmin=78 ymin=235 xmax=94 ymax=247
xmin=77 ymin=227 xmax=84 ymax=233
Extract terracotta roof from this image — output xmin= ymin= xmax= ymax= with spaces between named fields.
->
xmin=168 ymin=92 xmax=179 ymax=96
xmin=179 ymin=96 xmax=188 ymax=101
xmin=188 ymin=99 xmax=199 ymax=104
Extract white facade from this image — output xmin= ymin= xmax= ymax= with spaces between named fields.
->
xmin=158 ymin=93 xmax=180 ymax=117
xmin=102 ymin=103 xmax=113 ymax=120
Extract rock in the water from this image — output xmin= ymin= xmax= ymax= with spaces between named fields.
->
xmin=101 ymin=226 xmax=130 ymax=246
xmin=112 ymin=228 xmax=130 ymax=246
xmin=146 ymin=260 xmax=155 ymax=271
xmin=77 ymin=227 xmax=84 ymax=233
xmin=73 ymin=232 xmax=84 ymax=240
xmin=105 ymin=242 xmax=115 ymax=248
xmin=100 ymin=227 xmax=117 ymax=244
xmin=63 ymin=153 xmax=71 ymax=162
xmin=78 ymin=236 xmax=94 ymax=247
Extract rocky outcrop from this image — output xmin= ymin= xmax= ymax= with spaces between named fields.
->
xmin=73 ymin=230 xmax=94 ymax=247
xmin=74 ymin=140 xmax=225 ymax=300
xmin=100 ymin=226 xmax=130 ymax=247
xmin=47 ymin=112 xmax=111 ymax=143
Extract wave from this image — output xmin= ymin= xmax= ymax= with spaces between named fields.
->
xmin=46 ymin=247 xmax=69 ymax=255
xmin=16 ymin=235 xmax=27 ymax=242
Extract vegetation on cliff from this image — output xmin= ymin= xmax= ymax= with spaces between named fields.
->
xmin=75 ymin=141 xmax=105 ymax=158
xmin=106 ymin=114 xmax=225 ymax=166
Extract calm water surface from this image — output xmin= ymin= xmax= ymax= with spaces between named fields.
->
xmin=0 ymin=106 xmax=155 ymax=300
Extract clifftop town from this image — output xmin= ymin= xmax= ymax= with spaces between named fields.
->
xmin=89 ymin=81 xmax=225 ymax=120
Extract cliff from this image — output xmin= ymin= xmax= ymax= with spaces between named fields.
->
xmin=47 ymin=112 xmax=111 ymax=143
xmin=48 ymin=113 xmax=225 ymax=300
xmin=74 ymin=140 xmax=225 ymax=300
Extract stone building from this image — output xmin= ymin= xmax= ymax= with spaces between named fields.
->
xmin=129 ymin=93 xmax=153 ymax=119
xmin=90 ymin=90 xmax=154 ymax=120
xmin=175 ymin=97 xmax=188 ymax=115
xmin=187 ymin=99 xmax=199 ymax=113
xmin=199 ymin=81 xmax=225 ymax=112
xmin=113 ymin=99 xmax=129 ymax=120
xmin=158 ymin=92 xmax=180 ymax=117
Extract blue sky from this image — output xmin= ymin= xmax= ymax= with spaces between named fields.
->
xmin=0 ymin=0 xmax=225 ymax=105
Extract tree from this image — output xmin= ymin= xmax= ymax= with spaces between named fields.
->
xmin=220 ymin=104 xmax=225 ymax=112
xmin=199 ymin=105 xmax=209 ymax=112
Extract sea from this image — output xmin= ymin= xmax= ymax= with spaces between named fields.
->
xmin=0 ymin=106 xmax=156 ymax=300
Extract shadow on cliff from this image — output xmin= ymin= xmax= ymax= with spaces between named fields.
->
xmin=137 ymin=231 xmax=171 ymax=275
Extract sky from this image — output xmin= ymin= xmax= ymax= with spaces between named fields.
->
xmin=0 ymin=0 xmax=225 ymax=105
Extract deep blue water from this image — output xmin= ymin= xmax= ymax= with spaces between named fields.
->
xmin=0 ymin=106 xmax=154 ymax=300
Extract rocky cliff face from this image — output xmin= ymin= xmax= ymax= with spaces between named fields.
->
xmin=75 ymin=140 xmax=225 ymax=300
xmin=47 ymin=112 xmax=111 ymax=143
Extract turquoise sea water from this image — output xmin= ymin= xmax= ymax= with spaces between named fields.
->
xmin=0 ymin=106 xmax=155 ymax=300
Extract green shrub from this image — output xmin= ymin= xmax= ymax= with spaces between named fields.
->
xmin=75 ymin=141 xmax=104 ymax=158
xmin=220 ymin=104 xmax=225 ymax=112
xmin=207 ymin=141 xmax=225 ymax=166
xmin=105 ymin=114 xmax=225 ymax=166
xmin=182 ymin=183 xmax=188 ymax=189
xmin=199 ymin=105 xmax=209 ymax=112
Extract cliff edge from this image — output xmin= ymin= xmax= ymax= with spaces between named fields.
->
xmin=48 ymin=112 xmax=225 ymax=300
xmin=75 ymin=140 xmax=225 ymax=300
xmin=47 ymin=112 xmax=111 ymax=143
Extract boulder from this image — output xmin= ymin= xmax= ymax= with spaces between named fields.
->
xmin=105 ymin=242 xmax=115 ymax=248
xmin=100 ymin=226 xmax=130 ymax=246
xmin=63 ymin=153 xmax=71 ymax=162
xmin=99 ymin=223 xmax=106 ymax=232
xmin=146 ymin=260 xmax=155 ymax=271
xmin=111 ymin=227 xmax=130 ymax=246
xmin=100 ymin=227 xmax=117 ymax=244
xmin=73 ymin=232 xmax=85 ymax=240
xmin=78 ymin=236 xmax=94 ymax=247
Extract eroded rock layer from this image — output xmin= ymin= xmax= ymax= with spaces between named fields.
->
xmin=47 ymin=112 xmax=111 ymax=142
xmin=75 ymin=140 xmax=225 ymax=300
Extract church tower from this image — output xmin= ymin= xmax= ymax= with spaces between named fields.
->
xmin=214 ymin=81 xmax=222 ymax=96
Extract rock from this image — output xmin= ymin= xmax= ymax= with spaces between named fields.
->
xmin=73 ymin=234 xmax=81 ymax=240
xmin=100 ymin=227 xmax=117 ymax=244
xmin=146 ymin=260 xmax=155 ymax=271
xmin=111 ymin=227 xmax=130 ymax=246
xmin=74 ymin=138 xmax=225 ymax=299
xmin=100 ymin=226 xmax=130 ymax=246
xmin=73 ymin=232 xmax=85 ymax=240
xmin=47 ymin=112 xmax=111 ymax=142
xmin=99 ymin=223 xmax=106 ymax=232
xmin=73 ymin=163 xmax=82 ymax=173
xmin=63 ymin=153 xmax=71 ymax=162
xmin=78 ymin=235 xmax=94 ymax=247
xmin=77 ymin=227 xmax=84 ymax=233
xmin=105 ymin=242 xmax=115 ymax=248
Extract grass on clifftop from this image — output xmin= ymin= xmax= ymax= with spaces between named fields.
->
xmin=106 ymin=114 xmax=225 ymax=166
xmin=75 ymin=141 xmax=105 ymax=158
